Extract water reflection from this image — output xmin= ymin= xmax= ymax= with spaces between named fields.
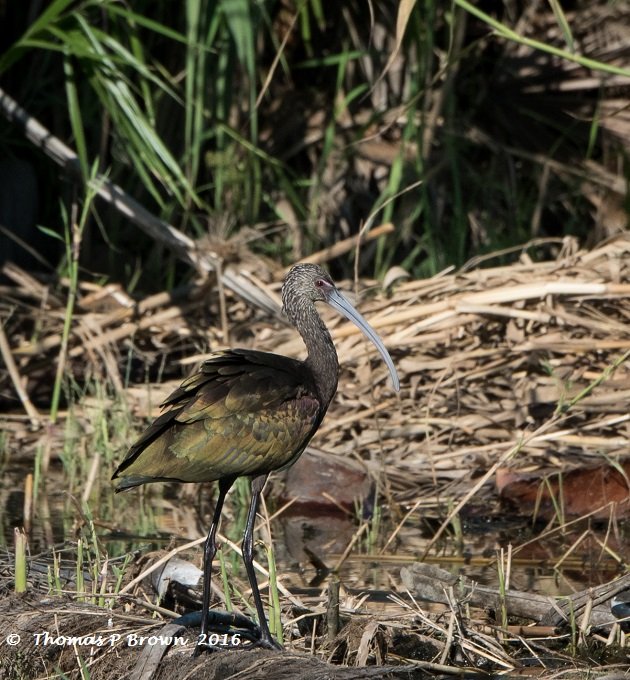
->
xmin=2 ymin=463 xmax=628 ymax=600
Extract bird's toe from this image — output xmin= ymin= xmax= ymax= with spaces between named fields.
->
xmin=255 ymin=635 xmax=284 ymax=651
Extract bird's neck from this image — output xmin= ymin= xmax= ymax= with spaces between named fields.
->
xmin=304 ymin=317 xmax=339 ymax=407
xmin=288 ymin=302 xmax=339 ymax=407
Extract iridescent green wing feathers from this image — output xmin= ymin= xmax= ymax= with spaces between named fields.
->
xmin=113 ymin=350 xmax=322 ymax=490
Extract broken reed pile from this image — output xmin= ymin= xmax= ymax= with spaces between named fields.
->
xmin=318 ymin=234 xmax=630 ymax=507
xmin=1 ymin=236 xmax=630 ymax=679
xmin=282 ymin=235 xmax=630 ymax=519
xmin=1 ymin=235 xmax=629 ymax=514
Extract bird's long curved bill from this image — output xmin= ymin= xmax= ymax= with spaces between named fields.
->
xmin=328 ymin=289 xmax=400 ymax=392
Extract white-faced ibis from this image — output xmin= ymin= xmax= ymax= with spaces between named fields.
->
xmin=112 ymin=263 xmax=399 ymax=652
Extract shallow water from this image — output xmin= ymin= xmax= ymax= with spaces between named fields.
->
xmin=2 ymin=457 xmax=628 ymax=603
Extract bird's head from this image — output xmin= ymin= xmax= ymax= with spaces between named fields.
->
xmin=282 ymin=263 xmax=400 ymax=391
xmin=282 ymin=263 xmax=336 ymax=306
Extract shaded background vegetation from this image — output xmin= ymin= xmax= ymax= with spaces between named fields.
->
xmin=1 ymin=0 xmax=628 ymax=290
xmin=1 ymin=8 xmax=630 ymax=675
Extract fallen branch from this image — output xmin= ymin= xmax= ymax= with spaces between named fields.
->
xmin=401 ymin=562 xmax=630 ymax=631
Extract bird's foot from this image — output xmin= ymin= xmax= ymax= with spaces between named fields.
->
xmin=175 ymin=609 xmax=260 ymax=636
xmin=253 ymin=633 xmax=283 ymax=651
xmin=175 ymin=609 xmax=271 ymax=655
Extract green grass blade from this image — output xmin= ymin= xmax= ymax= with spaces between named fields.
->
xmin=455 ymin=0 xmax=630 ymax=78
xmin=63 ymin=53 xmax=89 ymax=178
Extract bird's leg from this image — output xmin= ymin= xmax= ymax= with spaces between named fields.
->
xmin=194 ymin=476 xmax=235 ymax=656
xmin=242 ymin=474 xmax=283 ymax=650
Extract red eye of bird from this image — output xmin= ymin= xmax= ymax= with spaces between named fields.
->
xmin=315 ymin=279 xmax=325 ymax=288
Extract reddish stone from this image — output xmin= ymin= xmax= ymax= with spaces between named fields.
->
xmin=278 ymin=451 xmax=373 ymax=514
xmin=497 ymin=463 xmax=630 ymax=520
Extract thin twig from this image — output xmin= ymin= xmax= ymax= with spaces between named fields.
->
xmin=0 ymin=320 xmax=41 ymax=427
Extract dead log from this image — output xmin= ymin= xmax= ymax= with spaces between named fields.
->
xmin=400 ymin=562 xmax=629 ymax=631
